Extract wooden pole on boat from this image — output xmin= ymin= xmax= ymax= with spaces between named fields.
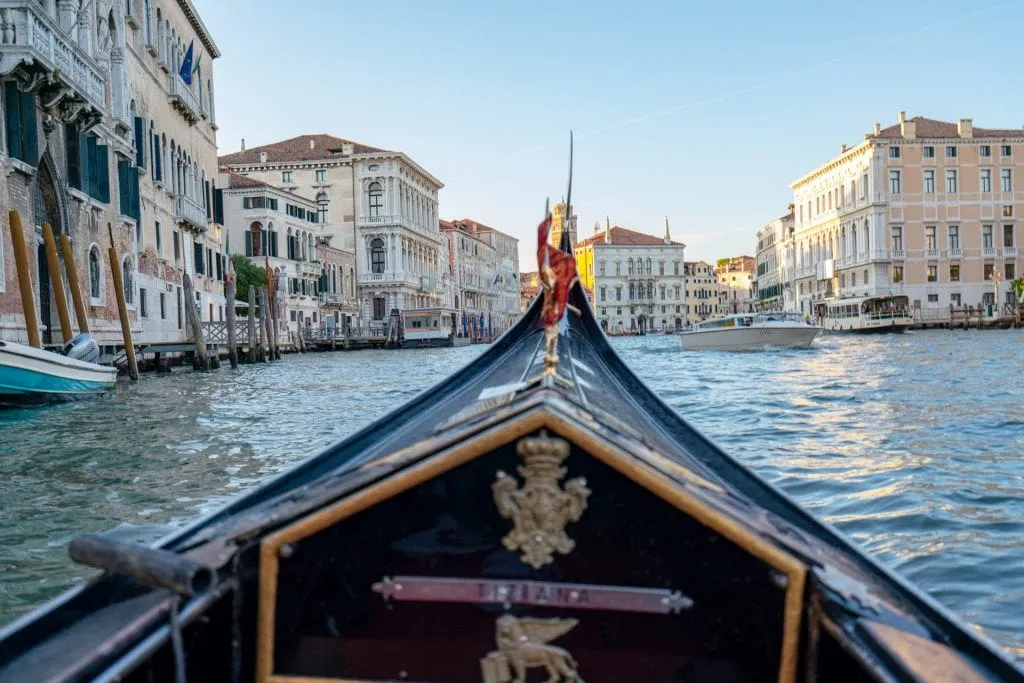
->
xmin=107 ymin=225 xmax=139 ymax=380
xmin=225 ymin=278 xmax=239 ymax=369
xmin=247 ymin=285 xmax=257 ymax=363
xmin=8 ymin=210 xmax=41 ymax=348
xmin=182 ymin=273 xmax=209 ymax=370
xmin=59 ymin=233 xmax=90 ymax=334
xmin=41 ymin=224 xmax=73 ymax=344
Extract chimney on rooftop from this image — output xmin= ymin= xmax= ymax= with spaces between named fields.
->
xmin=898 ymin=111 xmax=906 ymax=124
xmin=342 ymin=142 xmax=354 ymax=156
xmin=310 ymin=138 xmax=316 ymax=150
xmin=259 ymin=151 xmax=268 ymax=164
xmin=841 ymin=144 xmax=848 ymax=153
xmin=873 ymin=122 xmax=881 ymax=135
xmin=957 ymin=118 xmax=973 ymax=138
xmin=240 ymin=138 xmax=246 ymax=152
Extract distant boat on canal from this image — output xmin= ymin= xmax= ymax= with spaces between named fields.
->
xmin=680 ymin=311 xmax=821 ymax=351
xmin=0 ymin=336 xmax=117 ymax=407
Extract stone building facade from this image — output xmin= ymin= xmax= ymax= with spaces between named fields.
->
xmin=755 ymin=208 xmax=794 ymax=310
xmin=218 ymin=135 xmax=444 ymax=328
xmin=1 ymin=0 xmax=223 ymax=349
xmin=716 ymin=255 xmax=756 ymax=314
xmin=684 ymin=261 xmax=722 ymax=321
xmin=789 ymin=113 xmax=1024 ymax=314
xmin=575 ymin=222 xmax=687 ymax=334
xmin=219 ymin=172 xmax=356 ymax=341
xmin=440 ymin=218 xmax=520 ymax=338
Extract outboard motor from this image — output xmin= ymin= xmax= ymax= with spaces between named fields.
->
xmin=62 ymin=333 xmax=101 ymax=365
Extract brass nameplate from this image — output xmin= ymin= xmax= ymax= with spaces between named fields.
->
xmin=372 ymin=575 xmax=693 ymax=614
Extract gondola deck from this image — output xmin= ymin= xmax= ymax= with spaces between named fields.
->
xmin=0 ymin=202 xmax=1021 ymax=682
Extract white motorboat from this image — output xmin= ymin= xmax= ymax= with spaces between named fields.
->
xmin=680 ymin=311 xmax=821 ymax=351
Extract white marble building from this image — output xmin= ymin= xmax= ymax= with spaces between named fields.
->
xmin=218 ymin=135 xmax=443 ymax=327
xmin=755 ymin=208 xmax=794 ymax=310
xmin=575 ymin=222 xmax=687 ymax=334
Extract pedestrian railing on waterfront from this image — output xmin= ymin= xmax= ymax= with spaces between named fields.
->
xmin=201 ymin=321 xmax=251 ymax=345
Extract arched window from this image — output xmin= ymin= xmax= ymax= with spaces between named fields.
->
xmin=122 ymin=255 xmax=134 ymax=305
xmin=368 ymin=182 xmax=384 ymax=217
xmin=628 ymin=283 xmax=634 ymax=299
xmin=646 ymin=258 xmax=652 ymax=275
xmin=316 ymin=190 xmax=328 ymax=225
xmin=249 ymin=221 xmax=263 ymax=257
xmin=647 ymin=282 xmax=653 ymax=299
xmin=627 ymin=258 xmax=634 ymax=275
xmin=89 ymin=245 xmax=103 ymax=302
xmin=370 ymin=238 xmax=386 ymax=273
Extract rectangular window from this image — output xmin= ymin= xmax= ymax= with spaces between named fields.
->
xmin=927 ymin=265 xmax=937 ymax=282
xmin=173 ymin=230 xmax=181 ymax=262
xmin=981 ymin=169 xmax=992 ymax=193
xmin=1006 ymin=262 xmax=1016 ymax=279
xmin=4 ymin=82 xmax=39 ymax=166
xmin=1004 ymin=224 xmax=1015 ymax=247
xmin=862 ymin=173 xmax=868 ymax=198
xmin=946 ymin=169 xmax=958 ymax=193
xmin=155 ymin=220 xmax=162 ymax=256
xmin=945 ymin=146 xmax=957 ymax=158
xmin=891 ymin=226 xmax=903 ymax=251
xmin=980 ymin=145 xmax=992 ymax=157
xmin=889 ymin=146 xmax=900 ymax=159
xmin=951 ymin=293 xmax=961 ymax=306
xmin=282 ymin=170 xmax=293 ymax=183
xmin=315 ymin=169 xmax=327 ymax=182
xmin=925 ymin=225 xmax=936 ymax=250
xmin=372 ymin=296 xmax=386 ymax=320
xmin=927 ymin=293 xmax=938 ymax=303
xmin=117 ymin=157 xmax=141 ymax=221
xmin=984 ymin=263 xmax=995 ymax=280
xmin=889 ymin=169 xmax=901 ymax=194
xmin=948 ymin=225 xmax=959 ymax=250
xmin=923 ymin=169 xmax=935 ymax=194
xmin=950 ymin=264 xmax=960 ymax=281
xmin=1001 ymin=168 xmax=1013 ymax=192
xmin=139 ymin=288 xmax=148 ymax=317
xmin=892 ymin=265 xmax=903 ymax=283
xmin=133 ymin=116 xmax=145 ymax=168
xmin=1001 ymin=145 xmax=1012 ymax=157
xmin=1004 ymin=205 xmax=1014 ymax=217
xmin=194 ymin=242 xmax=204 ymax=275
xmin=923 ymin=146 xmax=934 ymax=158
xmin=983 ymin=225 xmax=993 ymax=248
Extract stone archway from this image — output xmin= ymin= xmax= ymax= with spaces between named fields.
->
xmin=637 ymin=314 xmax=648 ymax=336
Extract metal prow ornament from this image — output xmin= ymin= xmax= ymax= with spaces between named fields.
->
xmin=532 ymin=133 xmax=579 ymax=387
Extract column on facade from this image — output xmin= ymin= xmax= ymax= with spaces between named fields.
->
xmin=56 ymin=0 xmax=73 ymax=32
xmin=75 ymin=0 xmax=92 ymax=55
xmin=110 ymin=48 xmax=127 ymax=122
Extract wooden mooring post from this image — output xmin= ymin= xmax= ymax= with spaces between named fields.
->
xmin=8 ymin=210 xmax=40 ymax=348
xmin=269 ymin=290 xmax=281 ymax=360
xmin=59 ymin=233 xmax=90 ymax=334
xmin=225 ymin=277 xmax=239 ymax=369
xmin=107 ymin=225 xmax=139 ymax=380
xmin=182 ymin=273 xmax=209 ymax=370
xmin=247 ymin=285 xmax=258 ymax=363
xmin=41 ymin=224 xmax=73 ymax=344
xmin=258 ymin=288 xmax=270 ymax=362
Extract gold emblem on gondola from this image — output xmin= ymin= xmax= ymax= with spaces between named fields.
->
xmin=492 ymin=433 xmax=590 ymax=569
xmin=480 ymin=615 xmax=583 ymax=683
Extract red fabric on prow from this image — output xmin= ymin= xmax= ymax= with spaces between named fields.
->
xmin=536 ymin=214 xmax=579 ymax=328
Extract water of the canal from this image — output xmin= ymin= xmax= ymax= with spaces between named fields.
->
xmin=1 ymin=329 xmax=1022 ymax=657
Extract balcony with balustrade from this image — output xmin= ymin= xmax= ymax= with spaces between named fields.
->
xmin=356 ymin=214 xmax=442 ymax=243
xmin=174 ymin=195 xmax=207 ymax=232
xmin=0 ymin=1 xmax=106 ymax=127
xmin=168 ymin=73 xmax=200 ymax=125
xmin=948 ymin=248 xmax=963 ymax=258
xmin=1004 ymin=246 xmax=1019 ymax=257
xmin=925 ymin=248 xmax=941 ymax=259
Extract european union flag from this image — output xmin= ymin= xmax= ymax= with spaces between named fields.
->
xmin=179 ymin=40 xmax=195 ymax=85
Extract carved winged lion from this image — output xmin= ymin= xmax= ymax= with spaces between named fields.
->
xmin=491 ymin=615 xmax=584 ymax=683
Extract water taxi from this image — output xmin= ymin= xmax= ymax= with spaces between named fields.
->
xmin=814 ymin=295 xmax=914 ymax=333
xmin=1 ymin=157 xmax=1020 ymax=683
xmin=680 ymin=311 xmax=821 ymax=351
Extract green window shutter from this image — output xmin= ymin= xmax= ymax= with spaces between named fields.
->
xmin=4 ymin=82 xmax=22 ymax=162
xmin=244 ymin=231 xmax=252 ymax=256
xmin=134 ymin=116 xmax=145 ymax=168
xmin=131 ymin=167 xmax=141 ymax=221
xmin=98 ymin=144 xmax=110 ymax=203
xmin=117 ymin=158 xmax=129 ymax=215
xmin=18 ymin=89 xmax=37 ymax=166
xmin=65 ymin=124 xmax=81 ymax=189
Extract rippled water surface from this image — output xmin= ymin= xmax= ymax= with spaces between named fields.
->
xmin=1 ymin=330 xmax=1023 ymax=654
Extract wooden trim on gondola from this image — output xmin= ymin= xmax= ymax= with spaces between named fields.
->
xmin=257 ymin=409 xmax=807 ymax=683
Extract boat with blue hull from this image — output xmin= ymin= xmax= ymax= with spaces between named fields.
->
xmin=0 ymin=338 xmax=117 ymax=406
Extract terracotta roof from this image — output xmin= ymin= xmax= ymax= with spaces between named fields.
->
xmin=875 ymin=117 xmax=1024 ymax=140
xmin=218 ymin=134 xmax=391 ymax=165
xmin=575 ymin=226 xmax=681 ymax=248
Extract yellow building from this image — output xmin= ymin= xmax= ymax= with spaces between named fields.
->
xmin=790 ymin=113 xmax=1024 ymax=315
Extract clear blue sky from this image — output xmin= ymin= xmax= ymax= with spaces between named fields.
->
xmin=194 ymin=0 xmax=1023 ymax=268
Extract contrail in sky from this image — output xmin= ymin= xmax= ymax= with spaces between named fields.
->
xmin=446 ymin=0 xmax=1014 ymax=184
